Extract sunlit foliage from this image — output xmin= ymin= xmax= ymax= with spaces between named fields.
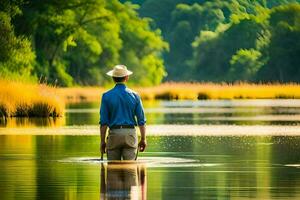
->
xmin=1 ymin=0 xmax=299 ymax=84
xmin=0 ymin=3 xmax=35 ymax=81
xmin=1 ymin=0 xmax=167 ymax=86
xmin=133 ymin=0 xmax=300 ymax=82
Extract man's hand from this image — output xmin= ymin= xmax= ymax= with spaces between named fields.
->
xmin=138 ymin=125 xmax=146 ymax=152
xmin=101 ymin=142 xmax=106 ymax=154
xmin=100 ymin=125 xmax=108 ymax=154
xmin=138 ymin=139 xmax=147 ymax=152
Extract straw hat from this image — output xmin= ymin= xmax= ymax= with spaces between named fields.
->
xmin=106 ymin=65 xmax=133 ymax=77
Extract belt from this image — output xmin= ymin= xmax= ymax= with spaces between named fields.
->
xmin=110 ymin=125 xmax=135 ymax=129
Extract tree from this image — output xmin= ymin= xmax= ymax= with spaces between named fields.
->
xmin=191 ymin=15 xmax=266 ymax=81
xmin=0 ymin=2 xmax=35 ymax=80
xmin=258 ymin=3 xmax=300 ymax=82
xmin=165 ymin=2 xmax=227 ymax=80
xmin=11 ymin=0 xmax=167 ymax=86
xmin=133 ymin=0 xmax=300 ymax=82
xmin=229 ymin=49 xmax=263 ymax=81
xmin=2 ymin=0 xmax=300 ymax=84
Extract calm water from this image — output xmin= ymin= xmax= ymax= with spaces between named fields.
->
xmin=1 ymin=100 xmax=300 ymax=199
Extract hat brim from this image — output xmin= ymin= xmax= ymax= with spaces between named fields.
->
xmin=106 ymin=70 xmax=133 ymax=77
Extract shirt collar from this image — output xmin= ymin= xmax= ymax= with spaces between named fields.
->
xmin=114 ymin=83 xmax=126 ymax=89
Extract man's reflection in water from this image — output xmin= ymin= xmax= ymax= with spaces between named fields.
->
xmin=100 ymin=163 xmax=147 ymax=200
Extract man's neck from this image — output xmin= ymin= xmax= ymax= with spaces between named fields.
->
xmin=115 ymin=82 xmax=126 ymax=85
xmin=115 ymin=82 xmax=126 ymax=87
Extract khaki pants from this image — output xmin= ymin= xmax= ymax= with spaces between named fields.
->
xmin=107 ymin=128 xmax=138 ymax=160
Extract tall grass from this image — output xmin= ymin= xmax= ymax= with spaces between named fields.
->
xmin=0 ymin=80 xmax=64 ymax=118
xmin=57 ymin=87 xmax=105 ymax=103
xmin=135 ymin=82 xmax=300 ymax=100
xmin=58 ymin=82 xmax=300 ymax=103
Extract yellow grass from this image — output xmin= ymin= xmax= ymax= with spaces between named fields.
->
xmin=58 ymin=82 xmax=300 ymax=103
xmin=1 ymin=81 xmax=300 ymax=118
xmin=0 ymin=80 xmax=64 ymax=118
xmin=136 ymin=82 xmax=300 ymax=100
xmin=57 ymin=87 xmax=105 ymax=103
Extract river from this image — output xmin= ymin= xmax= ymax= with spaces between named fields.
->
xmin=1 ymin=100 xmax=300 ymax=199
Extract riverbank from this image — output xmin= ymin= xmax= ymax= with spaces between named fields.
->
xmin=58 ymin=82 xmax=300 ymax=103
xmin=2 ymin=82 xmax=300 ymax=118
xmin=0 ymin=80 xmax=64 ymax=118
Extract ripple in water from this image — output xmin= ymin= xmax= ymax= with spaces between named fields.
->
xmin=60 ymin=156 xmax=222 ymax=168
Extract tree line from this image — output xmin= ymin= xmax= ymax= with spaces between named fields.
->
xmin=131 ymin=0 xmax=300 ymax=82
xmin=0 ymin=0 xmax=167 ymax=86
xmin=1 ymin=0 xmax=300 ymax=85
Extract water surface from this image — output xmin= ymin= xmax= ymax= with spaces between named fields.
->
xmin=1 ymin=100 xmax=300 ymax=199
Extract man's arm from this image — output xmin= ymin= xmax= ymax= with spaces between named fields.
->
xmin=135 ymin=94 xmax=147 ymax=151
xmin=99 ymin=93 xmax=109 ymax=154
xmin=138 ymin=125 xmax=147 ymax=152
xmin=100 ymin=125 xmax=108 ymax=153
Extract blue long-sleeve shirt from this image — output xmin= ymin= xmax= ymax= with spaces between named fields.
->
xmin=99 ymin=83 xmax=146 ymax=128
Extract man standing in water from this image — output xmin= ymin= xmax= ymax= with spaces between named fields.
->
xmin=99 ymin=65 xmax=147 ymax=160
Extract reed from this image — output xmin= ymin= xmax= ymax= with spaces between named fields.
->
xmin=57 ymin=87 xmax=105 ymax=103
xmin=58 ymin=82 xmax=300 ymax=103
xmin=136 ymin=82 xmax=300 ymax=100
xmin=0 ymin=80 xmax=64 ymax=118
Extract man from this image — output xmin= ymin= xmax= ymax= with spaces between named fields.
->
xmin=99 ymin=65 xmax=147 ymax=160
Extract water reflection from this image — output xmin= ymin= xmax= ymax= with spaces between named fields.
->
xmin=100 ymin=163 xmax=146 ymax=200
xmin=63 ymin=100 xmax=300 ymax=126
xmin=0 ymin=117 xmax=65 ymax=127
xmin=1 ymin=135 xmax=300 ymax=199
xmin=2 ymin=100 xmax=300 ymax=127
xmin=1 ymin=99 xmax=300 ymax=199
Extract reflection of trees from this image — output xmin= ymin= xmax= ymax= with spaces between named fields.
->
xmin=65 ymin=102 xmax=100 ymax=126
xmin=270 ymin=136 xmax=300 ymax=196
xmin=0 ymin=135 xmax=37 ymax=199
xmin=163 ymin=113 xmax=194 ymax=124
xmin=2 ymin=134 xmax=300 ymax=199
xmin=35 ymin=135 xmax=100 ymax=199
xmin=144 ymin=112 xmax=165 ymax=125
xmin=66 ymin=112 xmax=99 ymax=126
xmin=153 ymin=136 xmax=300 ymax=199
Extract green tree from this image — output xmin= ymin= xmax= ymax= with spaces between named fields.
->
xmin=192 ymin=15 xmax=266 ymax=81
xmin=165 ymin=2 xmax=227 ymax=80
xmin=265 ymin=0 xmax=300 ymax=8
xmin=258 ymin=3 xmax=300 ymax=82
xmin=116 ymin=2 xmax=168 ymax=86
xmin=0 ymin=3 xmax=35 ymax=80
xmin=130 ymin=0 xmax=300 ymax=82
xmin=2 ymin=0 xmax=300 ymax=84
xmin=229 ymin=49 xmax=263 ymax=81
xmin=12 ymin=0 xmax=166 ymax=86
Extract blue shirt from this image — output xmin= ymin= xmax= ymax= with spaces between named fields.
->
xmin=99 ymin=83 xmax=146 ymax=127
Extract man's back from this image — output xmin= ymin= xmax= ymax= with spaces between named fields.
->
xmin=100 ymin=83 xmax=145 ymax=128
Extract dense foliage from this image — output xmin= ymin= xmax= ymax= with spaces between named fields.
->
xmin=0 ymin=3 xmax=35 ymax=81
xmin=0 ymin=0 xmax=167 ymax=86
xmin=1 ymin=0 xmax=300 ymax=85
xmin=130 ymin=0 xmax=300 ymax=82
